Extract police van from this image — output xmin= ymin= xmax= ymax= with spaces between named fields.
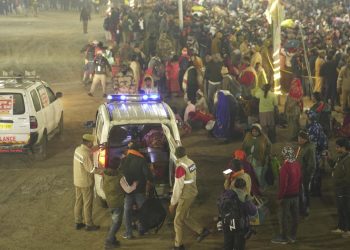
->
xmin=0 ymin=74 xmax=63 ymax=160
xmin=92 ymin=94 xmax=181 ymax=201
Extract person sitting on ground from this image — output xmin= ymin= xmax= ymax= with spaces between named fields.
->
xmin=187 ymin=111 xmax=214 ymax=130
xmin=195 ymin=89 xmax=209 ymax=113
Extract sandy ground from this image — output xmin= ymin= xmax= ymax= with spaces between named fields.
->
xmin=0 ymin=11 xmax=349 ymax=250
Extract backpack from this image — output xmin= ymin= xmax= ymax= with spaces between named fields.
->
xmin=86 ymin=45 xmax=95 ymax=61
xmin=94 ymin=56 xmax=108 ymax=74
xmin=138 ymin=188 xmax=167 ymax=233
xmin=217 ymin=190 xmax=246 ymax=231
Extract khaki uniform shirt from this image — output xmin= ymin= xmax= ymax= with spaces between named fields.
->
xmin=171 ymin=156 xmax=198 ymax=205
xmin=73 ymin=144 xmax=94 ymax=188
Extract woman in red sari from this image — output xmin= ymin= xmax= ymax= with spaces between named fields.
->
xmin=284 ymin=75 xmax=304 ymax=141
xmin=166 ymin=55 xmax=181 ymax=96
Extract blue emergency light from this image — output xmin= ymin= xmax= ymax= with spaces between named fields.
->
xmin=107 ymin=94 xmax=161 ymax=103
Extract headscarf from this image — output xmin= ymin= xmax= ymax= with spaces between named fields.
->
xmin=281 ymin=145 xmax=296 ymax=162
xmin=251 ymin=123 xmax=262 ymax=134
xmin=233 ymin=149 xmax=246 ymax=160
xmin=289 ymin=77 xmax=303 ymax=100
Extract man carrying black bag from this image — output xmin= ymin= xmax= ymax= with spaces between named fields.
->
xmin=121 ymin=140 xmax=153 ymax=239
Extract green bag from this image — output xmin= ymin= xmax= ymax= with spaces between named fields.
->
xmin=270 ymin=156 xmax=280 ymax=180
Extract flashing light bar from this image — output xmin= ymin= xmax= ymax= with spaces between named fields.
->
xmin=107 ymin=94 xmax=161 ymax=103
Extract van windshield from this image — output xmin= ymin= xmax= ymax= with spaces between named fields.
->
xmin=0 ymin=93 xmax=25 ymax=115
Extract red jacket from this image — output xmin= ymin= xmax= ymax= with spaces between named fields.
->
xmin=278 ymin=161 xmax=301 ymax=200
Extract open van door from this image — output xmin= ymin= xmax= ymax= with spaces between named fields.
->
xmin=161 ymin=124 xmax=178 ymax=187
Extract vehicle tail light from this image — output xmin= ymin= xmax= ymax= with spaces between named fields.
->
xmin=30 ymin=116 xmax=38 ymax=129
xmin=98 ymin=148 xmax=108 ymax=168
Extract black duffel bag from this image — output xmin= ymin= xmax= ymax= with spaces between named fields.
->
xmin=138 ymin=188 xmax=167 ymax=233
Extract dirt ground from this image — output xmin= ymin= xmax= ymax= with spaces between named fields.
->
xmin=0 ymin=11 xmax=349 ymax=250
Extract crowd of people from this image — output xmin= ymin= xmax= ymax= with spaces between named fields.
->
xmin=74 ymin=0 xmax=350 ymax=249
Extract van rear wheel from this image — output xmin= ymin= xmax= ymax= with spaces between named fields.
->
xmin=34 ymin=133 xmax=47 ymax=161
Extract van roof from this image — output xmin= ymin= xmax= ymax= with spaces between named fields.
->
xmin=106 ymin=101 xmax=171 ymax=124
xmin=0 ymin=78 xmax=39 ymax=90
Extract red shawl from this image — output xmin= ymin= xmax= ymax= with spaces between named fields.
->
xmin=289 ymin=77 xmax=303 ymax=100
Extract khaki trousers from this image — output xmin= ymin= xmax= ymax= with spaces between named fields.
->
xmin=74 ymin=186 xmax=93 ymax=226
xmin=90 ymin=74 xmax=106 ymax=94
xmin=174 ymin=197 xmax=202 ymax=247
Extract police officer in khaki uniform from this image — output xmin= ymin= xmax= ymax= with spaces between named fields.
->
xmin=169 ymin=146 xmax=210 ymax=250
xmin=73 ymin=134 xmax=100 ymax=231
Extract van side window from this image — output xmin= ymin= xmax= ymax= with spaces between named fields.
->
xmin=30 ymin=90 xmax=42 ymax=112
xmin=37 ymin=86 xmax=50 ymax=108
xmin=45 ymin=86 xmax=56 ymax=103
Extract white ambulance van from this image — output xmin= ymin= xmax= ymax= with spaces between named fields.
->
xmin=0 ymin=76 xmax=63 ymax=160
xmin=92 ymin=94 xmax=181 ymax=201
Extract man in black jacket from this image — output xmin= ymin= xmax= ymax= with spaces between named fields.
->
xmin=121 ymin=140 xmax=152 ymax=239
xmin=297 ymin=130 xmax=316 ymax=217
xmin=80 ymin=6 xmax=91 ymax=34
xmin=331 ymin=138 xmax=350 ymax=238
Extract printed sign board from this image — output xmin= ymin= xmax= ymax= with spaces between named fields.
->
xmin=38 ymin=87 xmax=49 ymax=108
xmin=0 ymin=95 xmax=13 ymax=115
xmin=0 ymin=134 xmax=29 ymax=144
